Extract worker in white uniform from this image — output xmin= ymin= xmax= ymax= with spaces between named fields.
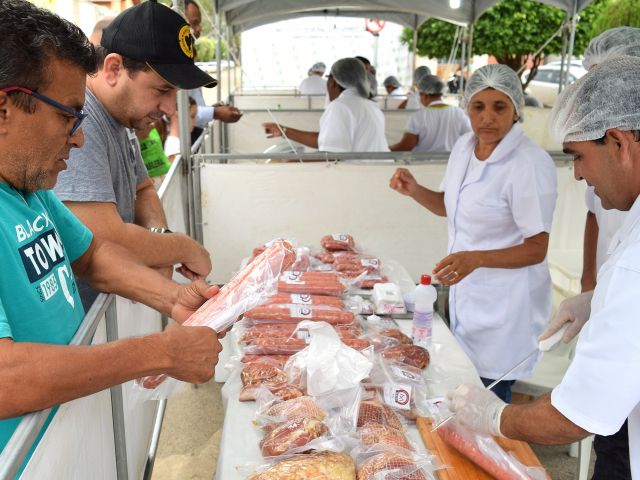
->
xmin=390 ymin=64 xmax=557 ymax=403
xmin=262 ymin=57 xmax=389 ymax=152
xmin=390 ymin=74 xmax=471 ymax=152
xmin=399 ymin=65 xmax=431 ymax=110
xmin=383 ymin=76 xmax=406 ymax=97
xmin=542 ymin=27 xmax=640 ymax=480
xmin=446 ymin=56 xmax=640 ymax=479
xmin=299 ymin=62 xmax=328 ymax=96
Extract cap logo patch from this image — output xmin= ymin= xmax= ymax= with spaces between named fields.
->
xmin=178 ymin=25 xmax=194 ymax=58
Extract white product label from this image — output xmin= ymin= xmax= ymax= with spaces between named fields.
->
xmin=390 ymin=366 xmax=421 ymax=383
xmin=360 ymin=258 xmax=380 ymax=268
xmin=289 ymin=305 xmax=313 ymax=319
xmin=291 ymin=293 xmax=312 ymax=305
xmin=331 ymin=233 xmax=348 ymax=242
xmin=280 ymin=271 xmax=304 ymax=284
xmin=296 ymin=330 xmax=311 ymax=343
xmin=412 ymin=311 xmax=433 ymax=348
xmin=383 ymin=382 xmax=412 ymax=410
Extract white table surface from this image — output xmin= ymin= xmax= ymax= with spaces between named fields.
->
xmin=214 ymin=314 xmax=482 ymax=480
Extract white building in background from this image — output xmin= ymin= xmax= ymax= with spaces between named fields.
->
xmin=241 ymin=17 xmax=417 ymax=91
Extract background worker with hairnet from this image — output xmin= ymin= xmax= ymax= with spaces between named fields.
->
xmin=299 ymin=62 xmax=328 ymax=96
xmin=390 ymin=64 xmax=557 ymax=402
xmin=399 ymin=65 xmax=432 ymax=109
xmin=262 ymin=57 xmax=389 ymax=152
xmin=446 ymin=56 xmax=640 ymax=479
xmin=383 ymin=75 xmax=406 ymax=98
xmin=389 ymin=74 xmax=470 ymax=152
xmin=537 ymin=26 xmax=640 ymax=480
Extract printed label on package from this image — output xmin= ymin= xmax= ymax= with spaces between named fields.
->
xmin=290 ymin=305 xmax=313 ymax=319
xmin=331 ymin=234 xmax=348 ymax=242
xmin=291 ymin=293 xmax=312 ymax=305
xmin=280 ymin=271 xmax=304 ymax=284
xmin=383 ymin=382 xmax=412 ymax=410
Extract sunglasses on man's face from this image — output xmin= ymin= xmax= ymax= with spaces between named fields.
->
xmin=0 ymin=86 xmax=87 ymax=136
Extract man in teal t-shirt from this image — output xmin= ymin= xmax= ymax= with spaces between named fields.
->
xmin=0 ymin=1 xmax=223 ymax=471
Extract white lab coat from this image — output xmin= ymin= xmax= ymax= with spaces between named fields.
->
xmin=552 ymin=195 xmax=640 ymax=478
xmin=441 ymin=126 xmax=557 ymax=379
xmin=405 ymin=90 xmax=421 ymax=109
xmin=585 ymin=186 xmax=627 ymax=271
xmin=404 ymin=101 xmax=471 ymax=152
xmin=318 ymin=88 xmax=389 ymax=152
xmin=299 ymin=75 xmax=327 ymax=96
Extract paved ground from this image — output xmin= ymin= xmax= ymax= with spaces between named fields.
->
xmin=151 ymin=380 xmax=595 ymax=480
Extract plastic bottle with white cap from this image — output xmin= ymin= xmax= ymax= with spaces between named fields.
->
xmin=412 ymin=274 xmax=437 ymax=348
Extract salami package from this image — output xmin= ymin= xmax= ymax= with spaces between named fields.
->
xmin=353 ymin=445 xmax=440 ymax=480
xmin=246 ymin=451 xmax=356 ymax=480
xmin=431 ymin=404 xmax=547 ymax=480
xmin=134 ymin=239 xmax=296 ymax=398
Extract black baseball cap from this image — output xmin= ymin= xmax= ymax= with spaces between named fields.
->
xmin=101 ymin=0 xmax=217 ymax=89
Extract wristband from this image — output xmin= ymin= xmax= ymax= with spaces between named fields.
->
xmin=149 ymin=227 xmax=172 ymax=234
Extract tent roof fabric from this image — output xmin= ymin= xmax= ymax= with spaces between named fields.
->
xmin=218 ymin=0 xmax=593 ymax=34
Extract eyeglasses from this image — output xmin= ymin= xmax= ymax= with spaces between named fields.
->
xmin=0 ymin=86 xmax=87 ymax=136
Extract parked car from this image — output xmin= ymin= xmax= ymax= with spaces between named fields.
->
xmin=522 ymin=62 xmax=587 ymax=107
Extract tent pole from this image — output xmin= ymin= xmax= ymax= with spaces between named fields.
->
xmin=466 ymin=22 xmax=474 ymax=75
xmin=459 ymin=27 xmax=466 ymax=94
xmin=215 ymin=1 xmax=222 ymax=104
xmin=564 ymin=1 xmax=578 ymax=90
xmin=558 ymin=13 xmax=569 ymax=94
xmin=412 ymin=15 xmax=418 ymax=72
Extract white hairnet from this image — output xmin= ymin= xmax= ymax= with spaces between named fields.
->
xmin=413 ymin=66 xmax=431 ymax=84
xmin=383 ymin=75 xmax=401 ymax=88
xmin=417 ymin=74 xmax=445 ymax=95
xmin=461 ymin=64 xmax=524 ymax=120
xmin=583 ymin=27 xmax=640 ymax=70
xmin=330 ymin=57 xmax=370 ymax=99
xmin=549 ymin=56 xmax=640 ymax=143
xmin=310 ymin=62 xmax=326 ymax=73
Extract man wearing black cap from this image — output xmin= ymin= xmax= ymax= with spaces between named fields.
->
xmin=54 ymin=0 xmax=216 ymax=310
xmin=0 ymin=0 xmax=222 ymax=470
xmin=183 ymin=0 xmax=242 ymax=126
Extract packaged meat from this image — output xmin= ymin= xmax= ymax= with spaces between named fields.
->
xmin=257 ymin=396 xmax=327 ymax=432
xmin=289 ymin=246 xmax=312 ymax=272
xmin=240 ymin=383 xmax=304 ymax=402
xmin=360 ymin=274 xmax=389 ymax=289
xmin=379 ymin=328 xmax=413 ymax=345
xmin=137 ymin=239 xmax=296 ymax=392
xmin=244 ymin=305 xmax=355 ymax=325
xmin=247 ymin=450 xmax=356 ymax=480
xmin=241 ymin=354 xmax=291 ymax=367
xmin=241 ymin=360 xmax=288 ymax=388
xmin=314 ymin=251 xmax=335 ymax=264
xmin=357 ymin=399 xmax=403 ymax=430
xmin=358 ymin=423 xmax=413 ymax=450
xmin=260 ymin=417 xmax=329 ymax=457
xmin=243 ymin=337 xmax=308 ymax=355
xmin=240 ymin=324 xmax=361 ymax=344
xmin=334 ymin=253 xmax=381 ymax=273
xmin=382 ymin=345 xmax=430 ymax=370
xmin=265 ymin=293 xmax=345 ymax=309
xmin=357 ymin=450 xmax=427 ymax=480
xmin=436 ymin=418 xmax=547 ymax=480
xmin=321 ymin=233 xmax=355 ymax=251
xmin=280 ymin=271 xmax=340 ymax=283
xmin=277 ymin=280 xmax=346 ymax=297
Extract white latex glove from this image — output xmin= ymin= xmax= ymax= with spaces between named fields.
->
xmin=447 ymin=384 xmax=507 ymax=437
xmin=539 ymin=290 xmax=594 ymax=344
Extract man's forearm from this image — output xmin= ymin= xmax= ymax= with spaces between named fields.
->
xmin=501 ymin=393 xmax=591 ymax=444
xmin=0 ymin=335 xmax=168 ymax=419
xmin=581 ymin=212 xmax=598 ymax=291
xmin=280 ymin=127 xmax=319 ymax=149
xmin=135 ymin=179 xmax=168 ymax=228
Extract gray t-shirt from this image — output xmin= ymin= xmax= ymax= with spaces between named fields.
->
xmin=54 ymin=88 xmax=149 ymax=309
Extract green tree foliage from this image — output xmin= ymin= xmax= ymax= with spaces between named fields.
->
xmin=591 ymin=0 xmax=640 ymax=35
xmin=402 ymin=0 xmax=608 ymax=87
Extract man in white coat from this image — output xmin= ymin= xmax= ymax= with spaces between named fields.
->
xmin=446 ymin=56 xmax=640 ymax=478
xmin=262 ymin=57 xmax=389 ymax=152
xmin=299 ymin=62 xmax=327 ymax=96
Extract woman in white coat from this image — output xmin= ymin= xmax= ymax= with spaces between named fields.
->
xmin=390 ymin=64 xmax=557 ymax=402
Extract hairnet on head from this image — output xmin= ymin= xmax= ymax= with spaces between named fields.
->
xmin=461 ymin=64 xmax=524 ymax=120
xmin=413 ymin=66 xmax=431 ymax=85
xmin=417 ymin=74 xmax=444 ymax=95
xmin=310 ymin=62 xmax=326 ymax=74
xmin=383 ymin=75 xmax=401 ymax=88
xmin=549 ymin=56 xmax=640 ymax=144
xmin=367 ymin=71 xmax=378 ymax=98
xmin=331 ymin=57 xmax=370 ymax=99
xmin=583 ymin=27 xmax=640 ymax=70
